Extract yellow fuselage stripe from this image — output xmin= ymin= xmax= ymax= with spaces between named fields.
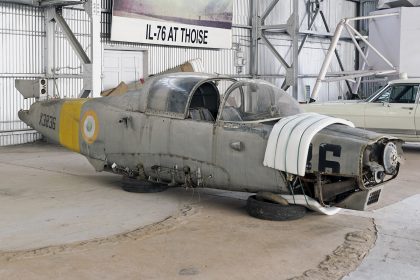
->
xmin=59 ymin=100 xmax=87 ymax=152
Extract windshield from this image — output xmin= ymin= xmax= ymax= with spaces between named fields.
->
xmin=147 ymin=74 xmax=214 ymax=115
xmin=220 ymin=80 xmax=302 ymax=122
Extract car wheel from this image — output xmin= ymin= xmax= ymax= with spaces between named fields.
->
xmin=246 ymin=195 xmax=306 ymax=221
xmin=121 ymin=177 xmax=169 ymax=193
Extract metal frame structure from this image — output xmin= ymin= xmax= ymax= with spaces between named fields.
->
xmin=3 ymin=0 xmax=101 ymax=98
xmin=5 ymin=0 xmax=363 ymax=102
xmin=44 ymin=0 xmax=101 ymax=98
xmin=310 ymin=12 xmax=399 ymax=101
xmin=250 ymin=0 xmax=300 ymax=99
xmin=0 ymin=0 xmax=82 ymax=5
xmin=250 ymin=0 xmax=359 ymax=101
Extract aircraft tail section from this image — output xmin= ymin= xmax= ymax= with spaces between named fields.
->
xmin=18 ymin=99 xmax=88 ymax=153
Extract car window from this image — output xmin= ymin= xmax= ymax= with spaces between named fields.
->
xmin=372 ymin=87 xmax=391 ymax=103
xmin=389 ymin=85 xmax=418 ymax=104
xmin=371 ymin=84 xmax=419 ymax=103
xmin=365 ymin=85 xmax=387 ymax=102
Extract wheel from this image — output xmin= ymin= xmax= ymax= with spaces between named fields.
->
xmin=121 ymin=177 xmax=168 ymax=193
xmin=246 ymin=195 xmax=306 ymax=221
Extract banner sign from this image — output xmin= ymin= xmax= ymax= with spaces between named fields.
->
xmin=111 ymin=0 xmax=234 ymax=49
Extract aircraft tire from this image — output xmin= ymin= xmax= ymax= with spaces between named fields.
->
xmin=121 ymin=177 xmax=168 ymax=193
xmin=246 ymin=195 xmax=306 ymax=221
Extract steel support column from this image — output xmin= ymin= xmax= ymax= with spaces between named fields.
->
xmin=319 ymin=10 xmax=354 ymax=98
xmin=44 ymin=8 xmax=56 ymax=99
xmin=250 ymin=0 xmax=364 ymax=102
xmin=42 ymin=2 xmax=100 ymax=98
xmin=83 ymin=0 xmax=101 ymax=98
xmin=251 ymin=0 xmax=300 ymax=100
xmin=250 ymin=0 xmax=259 ymax=77
xmin=51 ymin=7 xmax=94 ymax=98
xmin=54 ymin=9 xmax=91 ymax=64
xmin=291 ymin=0 xmax=299 ymax=99
xmin=310 ymin=12 xmax=399 ymax=101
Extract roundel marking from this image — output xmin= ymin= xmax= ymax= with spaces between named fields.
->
xmin=81 ymin=110 xmax=99 ymax=144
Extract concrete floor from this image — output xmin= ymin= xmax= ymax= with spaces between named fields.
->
xmin=343 ymin=144 xmax=420 ymax=280
xmin=0 ymin=142 xmax=419 ymax=279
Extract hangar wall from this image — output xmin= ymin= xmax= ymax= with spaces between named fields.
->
xmin=257 ymin=1 xmax=357 ymax=101
xmin=0 ymin=3 xmax=43 ymax=145
xmin=0 ymin=0 xmax=359 ymax=146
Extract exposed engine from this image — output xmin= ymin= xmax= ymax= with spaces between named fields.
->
xmin=363 ymin=140 xmax=401 ymax=187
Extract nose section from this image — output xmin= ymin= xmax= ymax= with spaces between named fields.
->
xmin=363 ymin=139 xmax=403 ymax=185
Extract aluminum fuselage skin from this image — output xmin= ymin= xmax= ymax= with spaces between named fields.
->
xmin=19 ymin=94 xmax=389 ymax=195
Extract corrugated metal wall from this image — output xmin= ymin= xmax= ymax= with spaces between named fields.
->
xmin=258 ymin=0 xmax=358 ymax=101
xmin=0 ymin=0 xmax=359 ymax=146
xmin=54 ymin=7 xmax=89 ymax=98
xmin=359 ymin=0 xmax=386 ymax=99
xmin=0 ymin=3 xmax=91 ymax=145
xmin=0 ymin=3 xmax=43 ymax=145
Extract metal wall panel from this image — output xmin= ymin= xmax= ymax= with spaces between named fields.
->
xmin=260 ymin=0 xmax=356 ymax=28
xmin=360 ymin=0 xmax=383 ymax=98
xmin=0 ymin=131 xmax=41 ymax=146
xmin=0 ymin=3 xmax=44 ymax=145
xmin=0 ymin=0 xmax=359 ymax=146
xmin=360 ymin=0 xmax=379 ymax=34
xmin=257 ymin=0 xmax=357 ymax=101
xmin=0 ymin=3 xmax=90 ymax=146
xmin=53 ymin=6 xmax=90 ymax=98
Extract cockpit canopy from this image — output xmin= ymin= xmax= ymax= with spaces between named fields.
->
xmin=124 ymin=73 xmax=302 ymax=122
xmin=145 ymin=73 xmax=218 ymax=117
xmin=220 ymin=80 xmax=302 ymax=122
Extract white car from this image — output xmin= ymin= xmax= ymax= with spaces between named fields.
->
xmin=302 ymin=79 xmax=420 ymax=142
